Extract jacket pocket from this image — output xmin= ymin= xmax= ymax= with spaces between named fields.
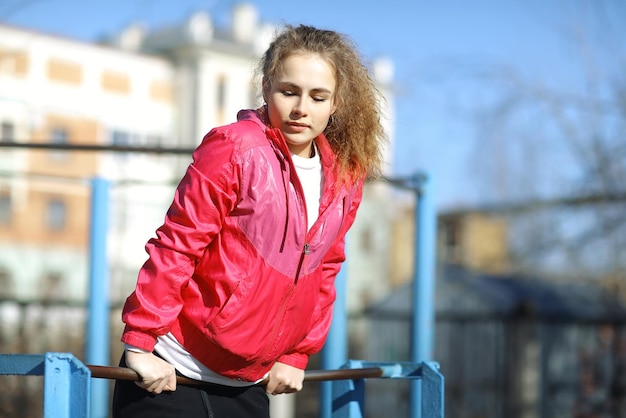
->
xmin=204 ymin=280 xmax=243 ymax=331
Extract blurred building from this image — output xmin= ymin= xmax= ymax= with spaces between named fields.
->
xmin=368 ymin=207 xmax=626 ymax=417
xmin=388 ymin=205 xmax=512 ymax=292
xmin=437 ymin=210 xmax=510 ymax=273
xmin=0 ymin=3 xmax=395 ymax=310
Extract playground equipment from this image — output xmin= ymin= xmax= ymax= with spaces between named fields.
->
xmin=0 ymin=352 xmax=443 ymax=418
xmin=0 ymin=139 xmax=443 ymax=417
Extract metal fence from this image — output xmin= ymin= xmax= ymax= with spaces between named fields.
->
xmin=364 ymin=311 xmax=626 ymax=418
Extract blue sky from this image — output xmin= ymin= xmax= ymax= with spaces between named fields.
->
xmin=2 ymin=0 xmax=623 ymax=208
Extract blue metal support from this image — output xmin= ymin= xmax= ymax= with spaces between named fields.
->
xmin=410 ymin=173 xmax=437 ymax=418
xmin=86 ymin=177 xmax=111 ymax=418
xmin=320 ymin=262 xmax=349 ymax=418
xmin=0 ymin=352 xmax=91 ymax=417
xmin=331 ymin=360 xmax=444 ymax=418
xmin=1 ymin=353 xmax=443 ymax=417
xmin=421 ymin=362 xmax=445 ymax=418
xmin=321 ymin=172 xmax=439 ymax=418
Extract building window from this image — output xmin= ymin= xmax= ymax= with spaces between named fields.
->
xmin=150 ymin=80 xmax=173 ymax=103
xmin=1 ymin=121 xmax=14 ymax=142
xmin=360 ymin=227 xmax=374 ymax=253
xmin=111 ymin=130 xmax=131 ymax=161
xmin=249 ymin=80 xmax=261 ymax=108
xmin=50 ymin=127 xmax=69 ymax=160
xmin=145 ymin=134 xmax=163 ymax=147
xmin=101 ymin=70 xmax=130 ymax=94
xmin=216 ymin=75 xmax=227 ymax=124
xmin=42 ymin=271 xmax=63 ymax=302
xmin=217 ymin=75 xmax=226 ymax=109
xmin=51 ymin=127 xmax=67 ymax=145
xmin=46 ymin=198 xmax=66 ymax=230
xmin=0 ymin=268 xmax=13 ymax=299
xmin=47 ymin=58 xmax=82 ymax=85
xmin=440 ymin=218 xmax=462 ymax=263
xmin=0 ymin=193 xmax=10 ymax=225
xmin=0 ymin=49 xmax=29 ymax=76
xmin=112 ymin=130 xmax=129 ymax=146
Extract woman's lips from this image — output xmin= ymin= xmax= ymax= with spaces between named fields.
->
xmin=286 ymin=122 xmax=309 ymax=133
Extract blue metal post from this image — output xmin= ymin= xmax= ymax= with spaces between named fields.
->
xmin=410 ymin=173 xmax=436 ymax=418
xmin=421 ymin=362 xmax=445 ymax=418
xmin=44 ymin=352 xmax=91 ymax=417
xmin=87 ymin=177 xmax=111 ymax=418
xmin=320 ymin=260 xmax=349 ymax=418
xmin=329 ymin=360 xmax=444 ymax=418
xmin=0 ymin=352 xmax=91 ymax=417
xmin=331 ymin=360 xmax=366 ymax=418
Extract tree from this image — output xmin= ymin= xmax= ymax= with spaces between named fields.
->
xmin=464 ymin=1 xmax=626 ymax=280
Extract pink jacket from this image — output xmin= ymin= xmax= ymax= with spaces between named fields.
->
xmin=120 ymin=109 xmax=363 ymax=381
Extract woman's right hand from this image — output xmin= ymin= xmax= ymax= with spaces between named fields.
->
xmin=124 ymin=350 xmax=177 ymax=394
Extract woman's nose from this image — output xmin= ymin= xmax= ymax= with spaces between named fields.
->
xmin=292 ymin=97 xmax=308 ymax=116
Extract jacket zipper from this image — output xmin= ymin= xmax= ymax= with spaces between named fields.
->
xmin=289 ymin=150 xmax=311 ymax=285
xmin=270 ymin=129 xmax=313 ymax=284
xmin=293 ymin=243 xmax=310 ymax=285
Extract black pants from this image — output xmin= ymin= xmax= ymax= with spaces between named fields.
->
xmin=112 ymin=355 xmax=270 ymax=418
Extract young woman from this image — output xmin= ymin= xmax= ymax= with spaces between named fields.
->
xmin=112 ymin=24 xmax=387 ymax=418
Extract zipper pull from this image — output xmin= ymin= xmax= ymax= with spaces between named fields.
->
xmin=303 ymin=243 xmax=310 ymax=255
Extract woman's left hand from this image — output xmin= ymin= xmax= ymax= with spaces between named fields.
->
xmin=265 ymin=362 xmax=305 ymax=395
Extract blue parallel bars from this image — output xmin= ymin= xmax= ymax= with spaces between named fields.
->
xmin=86 ymin=178 xmax=111 ymax=418
xmin=331 ymin=360 xmax=444 ymax=418
xmin=0 ymin=177 xmax=112 ymax=418
xmin=0 ymin=171 xmax=440 ymax=417
xmin=0 ymin=353 xmax=443 ymax=418
xmin=320 ymin=172 xmax=439 ymax=418
xmin=0 ymin=352 xmax=91 ymax=417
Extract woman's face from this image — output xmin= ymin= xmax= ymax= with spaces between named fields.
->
xmin=265 ymin=53 xmax=337 ymax=158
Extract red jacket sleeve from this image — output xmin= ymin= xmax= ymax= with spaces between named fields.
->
xmin=121 ymin=129 xmax=240 ymax=351
xmin=277 ymin=181 xmax=364 ymax=369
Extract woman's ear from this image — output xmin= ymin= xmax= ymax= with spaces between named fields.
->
xmin=330 ymin=98 xmax=339 ymax=115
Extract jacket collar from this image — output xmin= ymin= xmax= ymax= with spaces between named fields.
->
xmin=236 ymin=108 xmax=337 ymax=175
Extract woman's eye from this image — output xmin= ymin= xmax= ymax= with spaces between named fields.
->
xmin=313 ymin=96 xmax=327 ymax=102
xmin=281 ymin=90 xmax=295 ymax=96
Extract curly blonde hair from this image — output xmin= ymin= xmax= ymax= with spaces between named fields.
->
xmin=258 ymin=24 xmax=387 ymax=183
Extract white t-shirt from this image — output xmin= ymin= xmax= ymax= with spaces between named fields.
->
xmin=291 ymin=142 xmax=323 ymax=230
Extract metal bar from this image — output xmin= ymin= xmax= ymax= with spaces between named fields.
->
xmin=2 ymin=354 xmax=443 ymax=418
xmin=0 ymin=353 xmax=45 ymax=375
xmin=2 ymin=141 xmax=623 ymax=207
xmin=320 ymin=260 xmax=349 ymax=417
xmin=411 ymin=173 xmax=437 ymax=418
xmin=331 ymin=360 xmax=366 ymax=418
xmin=0 ymin=141 xmax=195 ymax=154
xmin=86 ymin=178 xmax=111 ymax=418
xmin=44 ymin=353 xmax=91 ymax=418
xmin=87 ymin=364 xmax=385 ymax=384
xmin=421 ymin=362 xmax=445 ymax=418
xmin=329 ymin=361 xmax=444 ymax=418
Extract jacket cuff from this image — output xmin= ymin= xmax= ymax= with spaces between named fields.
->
xmin=120 ymin=329 xmax=157 ymax=352
xmin=277 ymin=352 xmax=309 ymax=370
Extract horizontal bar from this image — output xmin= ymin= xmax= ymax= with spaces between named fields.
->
xmin=0 ymin=354 xmax=45 ymax=375
xmin=87 ymin=365 xmax=386 ymax=385
xmin=1 ymin=355 xmax=432 ymax=384
xmin=0 ymin=141 xmax=195 ymax=154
